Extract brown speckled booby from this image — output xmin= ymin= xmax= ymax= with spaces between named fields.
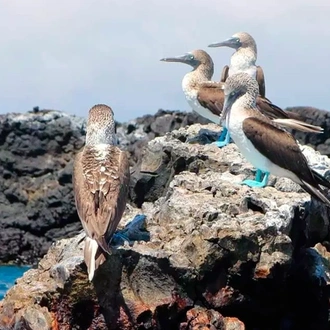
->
xmin=208 ymin=31 xmax=315 ymax=124
xmin=222 ymin=72 xmax=330 ymax=206
xmin=73 ymin=104 xmax=130 ymax=281
xmin=161 ymin=49 xmax=322 ymax=147
xmin=209 ymin=32 xmax=266 ymax=97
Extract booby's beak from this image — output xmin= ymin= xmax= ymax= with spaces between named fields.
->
xmin=222 ymin=96 xmax=230 ymax=119
xmin=160 ymin=54 xmax=192 ymax=64
xmin=208 ymin=37 xmax=241 ymax=49
xmin=222 ymin=91 xmax=236 ymax=121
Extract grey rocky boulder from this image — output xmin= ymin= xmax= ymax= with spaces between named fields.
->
xmin=0 ymin=109 xmax=208 ymax=265
xmin=1 ymin=123 xmax=330 ymax=329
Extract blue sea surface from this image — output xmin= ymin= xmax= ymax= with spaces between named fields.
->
xmin=0 ymin=265 xmax=31 ymax=300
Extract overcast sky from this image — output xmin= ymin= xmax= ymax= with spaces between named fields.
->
xmin=0 ymin=0 xmax=330 ymax=122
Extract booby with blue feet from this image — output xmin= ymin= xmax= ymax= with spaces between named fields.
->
xmin=209 ymin=32 xmax=323 ymax=183
xmin=73 ymin=104 xmax=130 ymax=281
xmin=161 ymin=49 xmax=323 ymax=149
xmin=160 ymin=50 xmax=228 ymax=146
xmin=222 ymin=72 xmax=330 ymax=207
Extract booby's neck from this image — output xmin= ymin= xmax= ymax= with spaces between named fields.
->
xmin=225 ymin=93 xmax=256 ymax=128
xmin=229 ymin=48 xmax=257 ymax=77
xmin=85 ymin=126 xmax=117 ymax=146
xmin=182 ymin=63 xmax=214 ymax=93
xmin=234 ymin=93 xmax=256 ymax=110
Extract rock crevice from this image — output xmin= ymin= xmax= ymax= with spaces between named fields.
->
xmin=1 ymin=118 xmax=330 ymax=329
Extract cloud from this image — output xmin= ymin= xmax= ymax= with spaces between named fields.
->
xmin=0 ymin=0 xmax=329 ymax=121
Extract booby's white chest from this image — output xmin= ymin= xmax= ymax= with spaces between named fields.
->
xmin=227 ymin=103 xmax=298 ymax=181
xmin=229 ymin=51 xmax=257 ymax=79
xmin=182 ymin=77 xmax=221 ymax=124
xmin=229 ymin=65 xmax=257 ymax=79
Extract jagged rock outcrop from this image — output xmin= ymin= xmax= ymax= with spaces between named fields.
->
xmin=285 ymin=106 xmax=330 ymax=156
xmin=0 ymin=109 xmax=208 ymax=265
xmin=1 ymin=123 xmax=330 ymax=330
xmin=0 ymin=105 xmax=329 ymax=266
xmin=0 ymin=110 xmax=85 ymax=264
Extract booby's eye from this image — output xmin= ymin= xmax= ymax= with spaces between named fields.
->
xmin=230 ymin=91 xmax=236 ymax=97
xmin=189 ymin=55 xmax=194 ymax=60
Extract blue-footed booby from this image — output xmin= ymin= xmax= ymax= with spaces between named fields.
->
xmin=209 ymin=32 xmax=265 ymax=95
xmin=73 ymin=104 xmax=130 ymax=281
xmin=160 ymin=50 xmax=322 ymax=148
xmin=222 ymin=72 xmax=330 ymax=207
xmin=209 ymin=32 xmax=323 ymax=184
xmin=208 ymin=32 xmax=312 ymax=122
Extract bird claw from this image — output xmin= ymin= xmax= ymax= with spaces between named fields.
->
xmin=112 ymin=214 xmax=149 ymax=246
xmin=212 ymin=128 xmax=231 ymax=148
xmin=241 ymin=171 xmax=270 ymax=188
xmin=241 ymin=179 xmax=267 ymax=188
xmin=212 ymin=140 xmax=230 ymax=148
xmin=112 ymin=232 xmax=130 ymax=243
xmin=255 ymin=169 xmax=264 ymax=182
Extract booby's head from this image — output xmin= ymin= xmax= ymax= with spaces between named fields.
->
xmin=160 ymin=49 xmax=213 ymax=70
xmin=208 ymin=32 xmax=257 ymax=54
xmin=223 ymin=72 xmax=259 ymax=116
xmin=85 ymin=104 xmax=117 ymax=146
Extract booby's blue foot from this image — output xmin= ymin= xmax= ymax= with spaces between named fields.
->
xmin=218 ymin=128 xmax=228 ymax=141
xmin=241 ymin=172 xmax=270 ymax=188
xmin=255 ymin=169 xmax=264 ymax=183
xmin=213 ymin=128 xmax=231 ymax=148
xmin=112 ymin=214 xmax=150 ymax=246
xmin=112 ymin=232 xmax=130 ymax=243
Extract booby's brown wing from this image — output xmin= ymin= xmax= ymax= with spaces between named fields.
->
xmin=73 ymin=146 xmax=130 ymax=254
xmin=256 ymin=66 xmax=266 ymax=97
xmin=242 ymin=116 xmax=330 ymax=205
xmin=196 ymin=81 xmax=225 ymax=117
xmin=242 ymin=116 xmax=308 ymax=177
xmin=256 ymin=96 xmax=290 ymax=120
xmin=257 ymin=97 xmax=323 ymax=133
xmin=220 ymin=65 xmax=229 ymax=82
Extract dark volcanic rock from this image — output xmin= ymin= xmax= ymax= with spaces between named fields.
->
xmin=116 ymin=109 xmax=210 ymax=166
xmin=0 ymin=111 xmax=86 ymax=264
xmin=285 ymin=106 xmax=330 ymax=156
xmin=0 ymin=109 xmax=209 ymax=265
xmin=1 ymin=123 xmax=330 ymax=329
xmin=1 ymin=106 xmax=330 ymax=266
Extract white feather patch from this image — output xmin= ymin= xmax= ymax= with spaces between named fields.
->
xmin=84 ymin=237 xmax=99 ymax=281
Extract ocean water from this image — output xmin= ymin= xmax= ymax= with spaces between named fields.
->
xmin=0 ymin=265 xmax=31 ymax=300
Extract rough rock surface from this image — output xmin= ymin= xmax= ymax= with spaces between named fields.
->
xmin=0 ymin=105 xmax=329 ymax=265
xmin=285 ymin=106 xmax=330 ymax=156
xmin=0 ymin=110 xmax=85 ymax=264
xmin=1 ymin=124 xmax=330 ymax=329
xmin=0 ymin=109 xmax=208 ymax=265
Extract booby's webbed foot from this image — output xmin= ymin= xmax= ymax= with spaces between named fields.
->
xmin=255 ymin=169 xmax=264 ymax=182
xmin=112 ymin=214 xmax=150 ymax=246
xmin=112 ymin=232 xmax=130 ymax=244
xmin=241 ymin=172 xmax=270 ymax=188
xmin=186 ymin=130 xmax=218 ymax=145
xmin=212 ymin=128 xmax=231 ymax=148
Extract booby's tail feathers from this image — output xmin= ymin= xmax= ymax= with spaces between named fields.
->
xmin=301 ymin=180 xmax=330 ymax=208
xmin=311 ymin=170 xmax=330 ymax=190
xmin=272 ymin=118 xmax=323 ymax=133
xmin=84 ymin=237 xmax=107 ymax=281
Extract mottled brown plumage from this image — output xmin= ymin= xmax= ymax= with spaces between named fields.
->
xmin=161 ymin=49 xmax=322 ymax=133
xmin=223 ymin=72 xmax=330 ymax=206
xmin=73 ymin=104 xmax=130 ymax=281
xmin=220 ymin=64 xmax=265 ymax=97
xmin=196 ymin=80 xmax=323 ymax=133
